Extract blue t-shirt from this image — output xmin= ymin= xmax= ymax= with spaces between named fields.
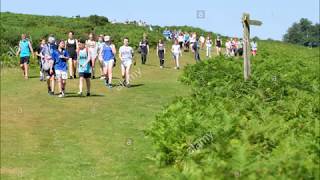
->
xmin=52 ymin=49 xmax=69 ymax=71
xmin=19 ymin=40 xmax=31 ymax=57
xmin=102 ymin=44 xmax=115 ymax=61
xmin=78 ymin=49 xmax=91 ymax=73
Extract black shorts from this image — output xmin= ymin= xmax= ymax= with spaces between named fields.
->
xmin=79 ymin=72 xmax=91 ymax=78
xmin=20 ymin=56 xmax=30 ymax=64
xmin=44 ymin=69 xmax=55 ymax=79
xmin=68 ymin=51 xmax=77 ymax=60
xmin=179 ymin=42 xmax=183 ymax=48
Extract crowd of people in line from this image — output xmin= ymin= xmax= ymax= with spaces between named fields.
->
xmin=16 ymin=30 xmax=258 ymax=98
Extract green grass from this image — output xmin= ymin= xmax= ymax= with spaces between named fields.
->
xmin=1 ymin=49 xmax=211 ymax=179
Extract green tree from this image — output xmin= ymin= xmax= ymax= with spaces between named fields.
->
xmin=283 ymin=18 xmax=319 ymax=46
xmin=88 ymin=15 xmax=109 ymax=26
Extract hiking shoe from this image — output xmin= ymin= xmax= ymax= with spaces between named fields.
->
xmin=86 ymin=92 xmax=91 ymax=96
xmin=122 ymin=80 xmax=126 ymax=86
xmin=77 ymin=92 xmax=83 ymax=96
xmin=107 ymin=83 xmax=113 ymax=89
xmin=69 ymin=76 xmax=73 ymax=79
xmin=74 ymin=75 xmax=77 ymax=79
xmin=58 ymin=93 xmax=65 ymax=98
xmin=100 ymin=76 xmax=105 ymax=80
xmin=92 ymin=76 xmax=95 ymax=79
xmin=126 ymin=84 xmax=131 ymax=88
xmin=105 ymin=79 xmax=109 ymax=86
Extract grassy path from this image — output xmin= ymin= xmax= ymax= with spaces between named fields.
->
xmin=1 ymin=49 xmax=212 ymax=179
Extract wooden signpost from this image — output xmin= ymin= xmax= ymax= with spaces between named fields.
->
xmin=242 ymin=13 xmax=262 ymax=80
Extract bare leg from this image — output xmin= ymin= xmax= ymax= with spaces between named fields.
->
xmin=107 ymin=61 xmax=113 ymax=84
xmin=68 ymin=58 xmax=73 ymax=77
xmin=126 ymin=65 xmax=131 ymax=85
xmin=51 ymin=77 xmax=55 ymax=94
xmin=79 ymin=77 xmax=83 ymax=93
xmin=58 ymin=78 xmax=62 ymax=93
xmin=24 ymin=63 xmax=28 ymax=78
xmin=86 ymin=78 xmax=91 ymax=93
xmin=91 ymin=57 xmax=96 ymax=78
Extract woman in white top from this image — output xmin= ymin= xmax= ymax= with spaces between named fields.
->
xmin=97 ymin=34 xmax=105 ymax=79
xmin=171 ymin=40 xmax=182 ymax=70
xmin=205 ymin=35 xmax=213 ymax=58
xmin=190 ymin=32 xmax=196 ymax=53
xmin=86 ymin=33 xmax=98 ymax=79
xmin=199 ymin=35 xmax=205 ymax=50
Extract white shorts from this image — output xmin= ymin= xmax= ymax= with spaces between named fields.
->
xmin=103 ymin=59 xmax=114 ymax=67
xmin=55 ymin=70 xmax=68 ymax=80
xmin=121 ymin=60 xmax=132 ymax=69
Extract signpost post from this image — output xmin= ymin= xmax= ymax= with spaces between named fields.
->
xmin=242 ymin=13 xmax=262 ymax=81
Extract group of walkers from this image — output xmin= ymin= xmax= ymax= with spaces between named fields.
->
xmin=16 ymin=30 xmax=258 ymax=98
xmin=18 ymin=32 xmax=135 ymax=97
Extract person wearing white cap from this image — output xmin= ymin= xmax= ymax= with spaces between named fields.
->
xmin=101 ymin=35 xmax=116 ymax=88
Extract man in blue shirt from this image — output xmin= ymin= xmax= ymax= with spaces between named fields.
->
xmin=52 ymin=40 xmax=69 ymax=97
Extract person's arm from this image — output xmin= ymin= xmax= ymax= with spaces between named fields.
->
xmin=156 ymin=45 xmax=158 ymax=56
xmin=35 ymin=47 xmax=40 ymax=57
xmin=131 ymin=48 xmax=134 ymax=58
xmin=63 ymin=51 xmax=69 ymax=60
xmin=28 ymin=41 xmax=34 ymax=58
xmin=50 ymin=52 xmax=55 ymax=74
xmin=118 ymin=48 xmax=122 ymax=60
xmin=112 ymin=44 xmax=116 ymax=56
xmin=76 ymin=39 xmax=79 ymax=51
xmin=16 ymin=45 xmax=21 ymax=56
xmin=82 ymin=48 xmax=91 ymax=67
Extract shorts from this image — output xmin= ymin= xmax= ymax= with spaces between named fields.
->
xmin=252 ymin=50 xmax=257 ymax=54
xmin=79 ymin=72 xmax=92 ymax=78
xmin=103 ymin=59 xmax=114 ymax=67
xmin=173 ymin=53 xmax=180 ymax=60
xmin=121 ymin=60 xmax=132 ymax=68
xmin=68 ymin=51 xmax=77 ymax=60
xmin=179 ymin=42 xmax=183 ymax=48
xmin=20 ymin=56 xmax=30 ymax=64
xmin=44 ymin=70 xmax=55 ymax=79
xmin=55 ymin=70 xmax=68 ymax=80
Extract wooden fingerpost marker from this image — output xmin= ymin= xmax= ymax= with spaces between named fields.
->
xmin=242 ymin=13 xmax=262 ymax=80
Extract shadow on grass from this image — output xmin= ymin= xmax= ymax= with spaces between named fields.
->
xmin=63 ymin=93 xmax=105 ymax=98
xmin=112 ymin=83 xmax=144 ymax=88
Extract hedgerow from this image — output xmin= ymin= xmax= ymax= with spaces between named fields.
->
xmin=147 ymin=41 xmax=320 ymax=179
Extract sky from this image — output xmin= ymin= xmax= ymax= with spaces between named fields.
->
xmin=1 ymin=0 xmax=319 ymax=40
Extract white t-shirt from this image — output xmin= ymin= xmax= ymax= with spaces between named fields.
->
xmin=119 ymin=45 xmax=134 ymax=62
xmin=178 ymin=35 xmax=184 ymax=42
xmin=226 ymin=41 xmax=232 ymax=49
xmin=206 ymin=39 xmax=212 ymax=47
xmin=251 ymin=42 xmax=257 ymax=51
xmin=199 ymin=36 xmax=205 ymax=43
xmin=172 ymin=44 xmax=181 ymax=55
